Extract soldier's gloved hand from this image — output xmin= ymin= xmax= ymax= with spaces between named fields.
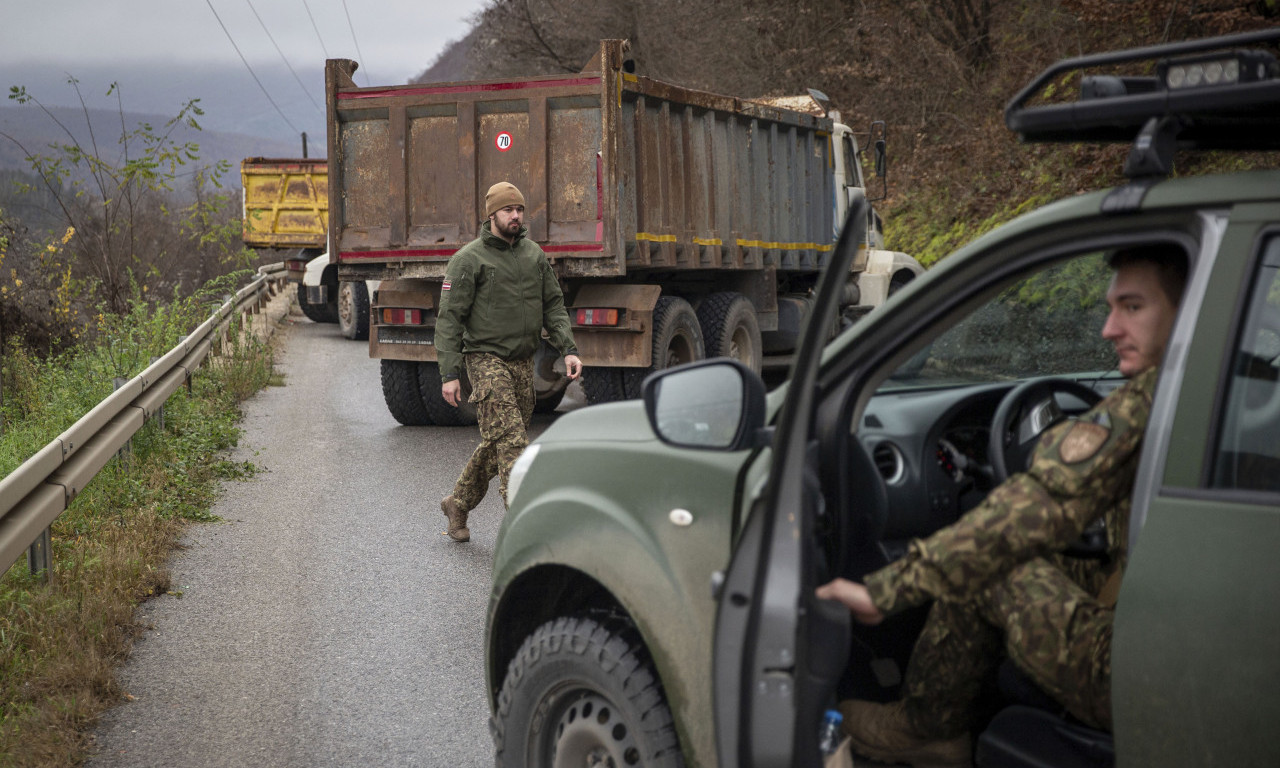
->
xmin=442 ymin=378 xmax=462 ymax=407
xmin=564 ymin=354 xmax=583 ymax=380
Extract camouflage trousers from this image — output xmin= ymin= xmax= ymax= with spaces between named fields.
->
xmin=902 ymin=557 xmax=1113 ymax=738
xmin=451 ymin=353 xmax=535 ymax=511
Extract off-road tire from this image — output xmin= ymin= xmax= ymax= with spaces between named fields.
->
xmin=582 ymin=367 xmax=626 ymax=405
xmin=338 ymin=281 xmax=370 ymax=340
xmin=696 ymin=292 xmax=762 ymax=372
xmin=623 ymin=296 xmax=705 ymax=399
xmin=381 ymin=359 xmax=433 ymax=426
xmin=491 ymin=616 xmax=684 ymax=768
xmin=297 ymin=283 xmax=336 ymax=323
xmin=418 ymin=362 xmax=479 ymax=427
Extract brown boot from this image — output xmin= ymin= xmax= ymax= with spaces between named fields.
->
xmin=839 ymin=700 xmax=972 ymax=768
xmin=440 ymin=495 xmax=470 ymax=542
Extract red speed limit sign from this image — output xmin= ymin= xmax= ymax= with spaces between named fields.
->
xmin=495 ymin=131 xmax=513 ymax=151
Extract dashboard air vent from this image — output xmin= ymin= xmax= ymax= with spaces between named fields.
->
xmin=872 ymin=443 xmax=905 ymax=484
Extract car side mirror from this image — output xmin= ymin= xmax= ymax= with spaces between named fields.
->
xmin=642 ymin=359 xmax=767 ymax=451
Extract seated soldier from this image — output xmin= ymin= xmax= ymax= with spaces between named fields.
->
xmin=817 ymin=244 xmax=1189 ymax=768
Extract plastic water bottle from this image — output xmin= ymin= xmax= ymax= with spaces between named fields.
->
xmin=818 ymin=708 xmax=844 ymax=756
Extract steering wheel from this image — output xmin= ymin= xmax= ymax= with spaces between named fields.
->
xmin=988 ymin=379 xmax=1104 ymax=483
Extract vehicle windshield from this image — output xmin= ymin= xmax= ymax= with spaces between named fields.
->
xmin=881 ymin=252 xmax=1120 ymax=390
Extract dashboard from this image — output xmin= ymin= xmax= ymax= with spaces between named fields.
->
xmin=856 ymin=378 xmax=1117 ymax=547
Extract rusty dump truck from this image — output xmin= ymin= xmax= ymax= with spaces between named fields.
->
xmin=324 ymin=39 xmax=922 ymax=426
xmin=239 ymin=156 xmax=375 ymax=340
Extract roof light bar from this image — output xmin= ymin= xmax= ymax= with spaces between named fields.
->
xmin=1159 ymin=49 xmax=1275 ymax=90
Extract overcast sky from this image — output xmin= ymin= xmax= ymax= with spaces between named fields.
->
xmin=0 ymin=0 xmax=489 ymax=143
xmin=2 ymin=0 xmax=486 ymax=83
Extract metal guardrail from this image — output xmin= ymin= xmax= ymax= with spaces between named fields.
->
xmin=0 ymin=263 xmax=288 ymax=576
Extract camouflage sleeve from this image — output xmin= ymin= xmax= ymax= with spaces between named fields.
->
xmin=540 ymin=257 xmax=578 ymax=357
xmin=435 ymin=251 xmax=476 ymax=381
xmin=865 ymin=368 xmax=1158 ymax=616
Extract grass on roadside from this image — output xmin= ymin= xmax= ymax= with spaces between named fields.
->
xmin=0 ymin=285 xmax=278 ymax=768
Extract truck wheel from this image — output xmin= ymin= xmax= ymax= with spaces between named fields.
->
xmin=338 ymin=281 xmax=370 ymax=340
xmin=582 ymin=367 xmax=626 ymax=405
xmin=623 ymin=296 xmax=704 ymax=398
xmin=696 ymin=292 xmax=762 ymax=373
xmin=381 ymin=359 xmax=434 ymax=426
xmin=418 ymin=362 xmax=479 ymax=427
xmin=533 ymin=388 xmax=565 ymax=414
xmin=889 ymin=272 xmax=913 ymax=296
xmin=318 ymin=270 xmax=341 ymax=323
xmin=297 ymin=284 xmax=331 ymax=323
xmin=492 ymin=616 xmax=684 ymax=768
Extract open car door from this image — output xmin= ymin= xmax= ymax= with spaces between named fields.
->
xmin=711 ymin=199 xmax=866 ymax=767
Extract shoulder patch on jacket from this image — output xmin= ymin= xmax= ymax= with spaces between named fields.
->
xmin=442 ymin=279 xmax=451 ymax=291
xmin=1059 ymin=421 xmax=1109 ymax=463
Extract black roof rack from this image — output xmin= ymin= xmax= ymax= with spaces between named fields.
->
xmin=1006 ymin=29 xmax=1280 ymax=177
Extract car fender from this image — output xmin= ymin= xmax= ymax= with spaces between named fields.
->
xmin=488 ymin=435 xmax=743 ymax=768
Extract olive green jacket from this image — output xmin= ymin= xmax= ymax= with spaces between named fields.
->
xmin=865 ymin=366 xmax=1158 ymax=614
xmin=435 ymin=222 xmax=577 ymax=381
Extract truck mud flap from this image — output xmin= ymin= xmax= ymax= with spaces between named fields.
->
xmin=568 ymin=284 xmax=661 ymax=367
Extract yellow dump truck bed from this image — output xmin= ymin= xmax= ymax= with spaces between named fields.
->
xmin=241 ymin=157 xmax=328 ymax=249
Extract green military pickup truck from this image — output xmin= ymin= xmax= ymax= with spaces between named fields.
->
xmin=484 ymin=30 xmax=1280 ymax=768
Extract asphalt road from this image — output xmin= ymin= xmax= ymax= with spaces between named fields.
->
xmin=87 ymin=306 xmax=575 ymax=768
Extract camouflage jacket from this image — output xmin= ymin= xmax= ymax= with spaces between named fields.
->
xmin=435 ymin=222 xmax=577 ymax=381
xmin=864 ymin=367 xmax=1159 ymax=615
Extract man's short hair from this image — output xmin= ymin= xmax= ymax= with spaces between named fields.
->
xmin=1107 ymin=242 xmax=1189 ymax=306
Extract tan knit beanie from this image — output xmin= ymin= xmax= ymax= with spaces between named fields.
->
xmin=485 ymin=182 xmax=525 ymax=218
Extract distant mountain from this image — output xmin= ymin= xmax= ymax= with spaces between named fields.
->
xmin=0 ymin=105 xmax=302 ymax=185
xmin=412 ymin=30 xmax=481 ymax=84
xmin=4 ymin=60 xmax=328 ymax=148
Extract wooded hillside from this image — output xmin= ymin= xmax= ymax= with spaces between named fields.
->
xmin=417 ymin=0 xmax=1279 ymax=263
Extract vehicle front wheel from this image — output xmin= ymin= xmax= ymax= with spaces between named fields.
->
xmin=297 ymin=283 xmax=336 ymax=323
xmin=492 ymin=616 xmax=684 ymax=768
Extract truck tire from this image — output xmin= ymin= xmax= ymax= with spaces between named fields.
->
xmin=623 ymin=296 xmax=704 ymax=399
xmin=582 ymin=367 xmax=626 ymax=405
xmin=338 ymin=281 xmax=370 ymax=340
xmin=318 ymin=269 xmax=342 ymax=323
xmin=533 ymin=388 xmax=566 ymax=414
xmin=297 ymin=283 xmax=333 ymax=324
xmin=418 ymin=362 xmax=479 ymax=427
xmin=492 ymin=616 xmax=684 ymax=768
xmin=889 ymin=271 xmax=914 ymax=296
xmin=696 ymin=292 xmax=762 ymax=373
xmin=381 ymin=359 xmax=434 ymax=426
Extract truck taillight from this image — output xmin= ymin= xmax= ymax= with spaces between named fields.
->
xmin=285 ymin=259 xmax=307 ymax=271
xmin=575 ymin=308 xmax=619 ymax=326
xmin=381 ymin=308 xmax=424 ymax=325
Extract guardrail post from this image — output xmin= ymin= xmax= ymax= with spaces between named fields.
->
xmin=27 ymin=526 xmax=51 ymax=581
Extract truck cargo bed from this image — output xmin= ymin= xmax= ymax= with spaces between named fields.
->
xmin=325 ymin=40 xmax=848 ymax=281
xmin=240 ymin=157 xmax=328 ymax=249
